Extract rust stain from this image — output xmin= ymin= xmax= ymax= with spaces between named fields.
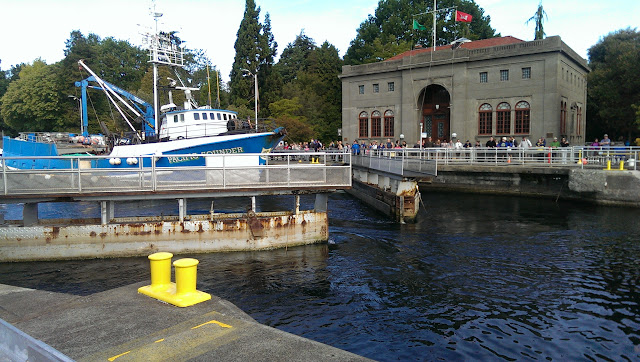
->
xmin=90 ymin=231 xmax=97 ymax=237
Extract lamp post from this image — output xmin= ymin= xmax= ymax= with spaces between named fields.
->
xmin=241 ymin=68 xmax=258 ymax=130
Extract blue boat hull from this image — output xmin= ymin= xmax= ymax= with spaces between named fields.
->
xmin=2 ymin=130 xmax=285 ymax=169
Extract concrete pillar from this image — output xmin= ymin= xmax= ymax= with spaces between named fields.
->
xmin=23 ymin=203 xmax=38 ymax=226
xmin=100 ymin=201 xmax=115 ymax=225
xmin=314 ymin=193 xmax=328 ymax=213
xmin=178 ymin=198 xmax=187 ymax=222
xmin=295 ymin=195 xmax=300 ymax=215
xmin=251 ymin=196 xmax=256 ymax=212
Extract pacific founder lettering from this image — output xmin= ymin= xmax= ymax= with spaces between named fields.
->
xmin=167 ymin=147 xmax=244 ymax=163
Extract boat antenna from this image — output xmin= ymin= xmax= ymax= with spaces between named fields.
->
xmin=215 ymin=69 xmax=221 ymax=108
xmin=206 ymin=64 xmax=212 ymax=107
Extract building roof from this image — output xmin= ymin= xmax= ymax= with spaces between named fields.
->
xmin=385 ymin=36 xmax=524 ymax=62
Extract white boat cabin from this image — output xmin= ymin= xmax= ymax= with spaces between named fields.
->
xmin=159 ymin=108 xmax=249 ymax=140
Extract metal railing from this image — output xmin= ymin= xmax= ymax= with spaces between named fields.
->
xmin=353 ymin=146 xmax=640 ymax=171
xmin=352 ymin=150 xmax=437 ymax=176
xmin=0 ymin=152 xmax=352 ymax=197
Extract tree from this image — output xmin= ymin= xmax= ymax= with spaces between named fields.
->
xmin=276 ymin=31 xmax=317 ymax=84
xmin=587 ymin=28 xmax=640 ymax=142
xmin=229 ymin=0 xmax=281 ymax=118
xmin=275 ymin=33 xmax=343 ymax=143
xmin=1 ymin=60 xmax=66 ymax=132
xmin=526 ymin=1 xmax=548 ymax=40
xmin=269 ymin=97 xmax=314 ymax=142
xmin=344 ymin=0 xmax=498 ymax=65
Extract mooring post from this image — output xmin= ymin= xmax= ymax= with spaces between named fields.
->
xmin=251 ymin=196 xmax=256 ymax=212
xmin=295 ymin=195 xmax=300 ymax=215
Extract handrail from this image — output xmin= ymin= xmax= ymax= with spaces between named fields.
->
xmin=352 ymin=146 xmax=639 ymax=171
xmin=0 ymin=152 xmax=352 ymax=198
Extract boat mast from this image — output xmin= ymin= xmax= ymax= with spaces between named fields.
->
xmin=145 ymin=1 xmax=185 ymax=133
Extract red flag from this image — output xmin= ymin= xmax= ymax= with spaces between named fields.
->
xmin=455 ymin=10 xmax=472 ymax=23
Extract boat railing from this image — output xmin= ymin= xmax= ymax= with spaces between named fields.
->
xmin=0 ymin=152 xmax=352 ymax=197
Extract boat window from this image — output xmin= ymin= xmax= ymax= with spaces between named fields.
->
xmin=173 ymin=115 xmax=178 ymax=123
xmin=180 ymin=114 xmax=185 ymax=122
xmin=194 ymin=113 xmax=200 ymax=121
xmin=202 ymin=113 xmax=208 ymax=120
xmin=217 ymin=113 xmax=221 ymax=120
xmin=224 ymin=114 xmax=227 ymax=121
xmin=210 ymin=113 xmax=215 ymax=119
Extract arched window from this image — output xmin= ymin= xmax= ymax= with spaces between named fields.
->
xmin=496 ymin=102 xmax=511 ymax=134
xmin=560 ymin=100 xmax=567 ymax=135
xmin=478 ymin=103 xmax=493 ymax=135
xmin=371 ymin=111 xmax=382 ymax=138
xmin=576 ymin=105 xmax=582 ymax=136
xmin=515 ymin=101 xmax=530 ymax=134
xmin=359 ymin=111 xmax=369 ymax=138
xmin=384 ymin=110 xmax=394 ymax=137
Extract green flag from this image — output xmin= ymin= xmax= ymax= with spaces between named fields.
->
xmin=413 ymin=19 xmax=426 ymax=31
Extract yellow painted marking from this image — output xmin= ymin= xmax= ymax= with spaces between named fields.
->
xmin=191 ymin=319 xmax=232 ymax=330
xmin=154 ymin=338 xmax=165 ymax=343
xmin=108 ymin=350 xmax=131 ymax=361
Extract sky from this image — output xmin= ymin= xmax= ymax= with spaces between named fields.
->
xmin=1 ymin=0 xmax=638 ymax=83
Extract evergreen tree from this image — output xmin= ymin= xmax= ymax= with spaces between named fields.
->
xmin=229 ymin=0 xmax=263 ymax=112
xmin=275 ymin=34 xmax=343 ymax=143
xmin=344 ymin=0 xmax=498 ymax=65
xmin=526 ymin=1 xmax=548 ymax=40
xmin=276 ymin=31 xmax=317 ymax=84
xmin=257 ymin=13 xmax=282 ymax=117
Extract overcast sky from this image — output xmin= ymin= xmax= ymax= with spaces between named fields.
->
xmin=1 ymin=0 xmax=638 ymax=82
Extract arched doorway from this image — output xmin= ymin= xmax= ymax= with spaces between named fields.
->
xmin=420 ymin=85 xmax=451 ymax=142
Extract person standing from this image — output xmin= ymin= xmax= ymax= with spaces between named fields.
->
xmin=600 ymin=134 xmax=611 ymax=148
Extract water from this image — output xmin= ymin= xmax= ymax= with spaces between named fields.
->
xmin=1 ymin=192 xmax=639 ymax=360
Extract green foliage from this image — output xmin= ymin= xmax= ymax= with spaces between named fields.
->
xmin=587 ymin=28 xmax=640 ymax=141
xmin=344 ymin=0 xmax=499 ymax=65
xmin=1 ymin=60 xmax=66 ymax=132
xmin=526 ymin=1 xmax=548 ymax=40
xmin=273 ymin=34 xmax=343 ymax=143
xmin=230 ymin=0 xmax=267 ymax=112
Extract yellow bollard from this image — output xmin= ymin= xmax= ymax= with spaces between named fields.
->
xmin=174 ymin=258 xmax=199 ymax=296
xmin=148 ymin=252 xmax=173 ymax=290
xmin=619 ymin=160 xmax=624 ymax=170
xmin=605 ymin=160 xmax=611 ymax=170
xmin=138 ymin=253 xmax=211 ymax=307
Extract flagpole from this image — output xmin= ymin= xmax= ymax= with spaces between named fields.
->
xmin=432 ymin=0 xmax=436 ymax=51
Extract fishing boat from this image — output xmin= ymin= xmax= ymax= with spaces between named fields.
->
xmin=1 ymin=19 xmax=285 ymax=170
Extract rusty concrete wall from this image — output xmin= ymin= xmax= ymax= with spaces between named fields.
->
xmin=0 ymin=211 xmax=328 ymax=262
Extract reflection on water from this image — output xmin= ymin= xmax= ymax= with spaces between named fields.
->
xmin=1 ymin=192 xmax=639 ymax=360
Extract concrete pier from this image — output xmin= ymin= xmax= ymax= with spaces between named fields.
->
xmin=0 ymin=283 xmax=370 ymax=361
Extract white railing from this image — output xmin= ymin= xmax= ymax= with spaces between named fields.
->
xmin=354 ymin=146 xmax=640 ymax=171
xmin=0 ymin=152 xmax=352 ymax=197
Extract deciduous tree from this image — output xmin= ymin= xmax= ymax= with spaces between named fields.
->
xmin=1 ymin=60 xmax=66 ymax=132
xmin=587 ymin=28 xmax=640 ymax=142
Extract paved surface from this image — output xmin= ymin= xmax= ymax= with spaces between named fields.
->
xmin=0 ymin=283 xmax=370 ymax=361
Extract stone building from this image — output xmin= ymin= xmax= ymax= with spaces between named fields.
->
xmin=339 ymin=36 xmax=589 ymax=146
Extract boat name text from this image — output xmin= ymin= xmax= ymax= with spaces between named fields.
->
xmin=167 ymin=147 xmax=245 ymax=163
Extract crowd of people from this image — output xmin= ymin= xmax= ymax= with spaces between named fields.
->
xmin=278 ymin=133 xmax=634 ymax=156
